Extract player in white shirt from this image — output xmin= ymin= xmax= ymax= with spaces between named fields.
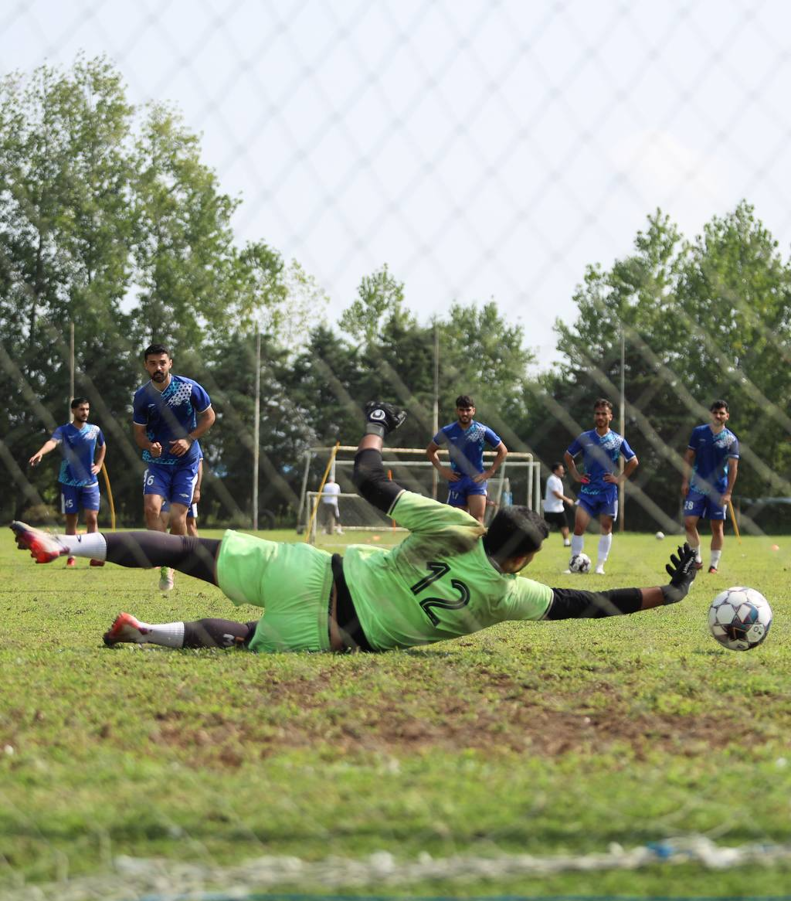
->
xmin=543 ymin=462 xmax=574 ymax=547
xmin=321 ymin=478 xmax=343 ymax=535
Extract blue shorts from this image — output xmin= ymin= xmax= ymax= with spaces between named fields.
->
xmin=143 ymin=463 xmax=199 ymax=507
xmin=161 ymin=498 xmax=198 ymax=519
xmin=447 ymin=475 xmax=488 ymax=507
xmin=60 ymin=482 xmax=100 ymax=513
xmin=684 ymin=490 xmax=726 ymax=520
xmin=577 ymin=492 xmax=618 ymax=520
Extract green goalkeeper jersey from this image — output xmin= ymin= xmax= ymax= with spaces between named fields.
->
xmin=343 ymin=491 xmax=553 ymax=651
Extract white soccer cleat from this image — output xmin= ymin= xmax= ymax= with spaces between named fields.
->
xmin=594 ymin=564 xmax=606 ymax=575
xmin=158 ymin=566 xmax=175 ymax=591
xmin=103 ymin=612 xmax=149 ymax=647
xmin=10 ymin=521 xmax=69 ymax=564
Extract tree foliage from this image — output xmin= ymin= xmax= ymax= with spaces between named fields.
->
xmin=3 ymin=56 xmax=790 ymax=533
xmin=529 ymin=204 xmax=791 ymax=530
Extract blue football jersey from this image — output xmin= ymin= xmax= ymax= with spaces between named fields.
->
xmin=133 ymin=375 xmax=211 ymax=467
xmin=566 ymin=429 xmax=635 ymax=498
xmin=688 ymin=424 xmax=739 ymax=496
xmin=51 ymin=422 xmax=105 ymax=487
xmin=433 ymin=420 xmax=502 ymax=477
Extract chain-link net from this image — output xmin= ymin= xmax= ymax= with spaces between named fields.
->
xmin=2 ymin=1 xmax=791 ymax=897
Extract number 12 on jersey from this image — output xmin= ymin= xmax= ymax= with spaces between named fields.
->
xmin=410 ymin=562 xmax=471 ymax=626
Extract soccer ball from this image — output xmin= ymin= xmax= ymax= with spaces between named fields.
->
xmin=708 ymin=587 xmax=773 ymax=652
xmin=655 ymin=531 xmax=665 ymax=540
xmin=568 ymin=553 xmax=591 ymax=574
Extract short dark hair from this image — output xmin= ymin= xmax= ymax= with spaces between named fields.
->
xmin=483 ymin=506 xmax=549 ymax=561
xmin=551 ymin=461 xmax=564 ymax=473
xmin=455 ymin=394 xmax=475 ymax=409
xmin=144 ymin=343 xmax=170 ymax=360
xmin=594 ymin=398 xmax=613 ymax=412
xmin=710 ymin=399 xmax=729 ymax=412
xmin=70 ymin=396 xmax=90 ymax=409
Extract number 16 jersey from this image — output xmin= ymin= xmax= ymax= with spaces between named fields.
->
xmin=343 ymin=492 xmax=553 ymax=651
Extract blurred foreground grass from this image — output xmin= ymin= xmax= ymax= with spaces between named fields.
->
xmin=1 ymin=528 xmax=791 ymax=895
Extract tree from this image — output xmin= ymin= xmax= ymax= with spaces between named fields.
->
xmin=534 ymin=206 xmax=791 ymax=530
xmin=339 ymin=264 xmax=406 ymax=343
xmin=0 ymin=56 xmax=138 ymax=518
xmin=129 ymin=103 xmax=241 ymax=348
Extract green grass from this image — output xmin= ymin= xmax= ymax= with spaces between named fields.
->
xmin=1 ymin=527 xmax=791 ymax=896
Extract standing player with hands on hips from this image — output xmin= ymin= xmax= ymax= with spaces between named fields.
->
xmin=28 ymin=396 xmax=106 ymax=568
xmin=133 ymin=343 xmax=215 ymax=591
xmin=426 ymin=394 xmax=508 ymax=524
xmin=564 ymin=399 xmax=638 ymax=575
xmin=681 ymin=400 xmax=740 ymax=574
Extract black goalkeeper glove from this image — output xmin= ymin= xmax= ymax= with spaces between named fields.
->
xmin=661 ymin=543 xmax=697 ymax=605
xmin=364 ymin=401 xmax=407 ymax=438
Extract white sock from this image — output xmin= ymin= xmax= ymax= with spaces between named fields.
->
xmin=710 ymin=550 xmax=722 ymax=568
xmin=58 ymin=533 xmax=107 ymax=559
xmin=141 ymin=621 xmax=185 ymax=648
xmin=690 ymin=543 xmax=701 ymax=563
xmin=571 ymin=535 xmax=584 ymax=556
xmin=563 ymin=538 xmax=571 ymax=547
xmin=598 ymin=533 xmax=613 ymax=564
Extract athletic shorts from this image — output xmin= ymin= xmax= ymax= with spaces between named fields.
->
xmin=161 ymin=499 xmax=198 ymax=519
xmin=577 ymin=493 xmax=618 ymax=520
xmin=60 ymin=482 xmax=100 ymax=513
xmin=543 ymin=509 xmax=569 ymax=530
xmin=684 ymin=490 xmax=726 ymax=521
xmin=447 ymin=475 xmax=487 ymax=507
xmin=216 ymin=531 xmax=333 ymax=653
xmin=143 ymin=463 xmax=199 ymax=507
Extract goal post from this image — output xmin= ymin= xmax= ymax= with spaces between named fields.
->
xmin=298 ymin=445 xmax=541 ymax=542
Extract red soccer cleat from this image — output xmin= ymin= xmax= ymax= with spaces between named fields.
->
xmin=89 ymin=559 xmax=105 ymax=567
xmin=103 ymin=613 xmax=149 ymax=647
xmin=66 ymin=557 xmax=77 ymax=568
xmin=10 ymin=521 xmax=68 ymax=564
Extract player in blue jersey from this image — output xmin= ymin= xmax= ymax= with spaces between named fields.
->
xmin=28 ymin=397 xmax=106 ymax=568
xmin=681 ymin=400 xmax=740 ymax=574
xmin=133 ymin=344 xmax=215 ymax=590
xmin=564 ymin=398 xmax=639 ymax=575
xmin=426 ymin=394 xmax=508 ymax=524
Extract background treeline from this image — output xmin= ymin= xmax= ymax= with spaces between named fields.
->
xmin=2 ymin=58 xmax=791 ymax=531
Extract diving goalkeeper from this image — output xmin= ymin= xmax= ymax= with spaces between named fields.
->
xmin=11 ymin=402 xmax=697 ymax=653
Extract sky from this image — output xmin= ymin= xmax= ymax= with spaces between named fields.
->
xmin=3 ymin=0 xmax=791 ymax=370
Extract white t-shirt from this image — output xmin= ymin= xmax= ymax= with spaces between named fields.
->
xmin=322 ymin=482 xmax=341 ymax=505
xmin=543 ymin=474 xmax=565 ymax=513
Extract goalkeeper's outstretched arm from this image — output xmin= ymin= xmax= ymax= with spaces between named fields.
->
xmin=353 ymin=402 xmax=408 ymax=515
xmin=545 ymin=544 xmax=698 ymax=619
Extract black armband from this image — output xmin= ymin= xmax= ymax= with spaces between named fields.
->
xmin=546 ymin=587 xmax=643 ymax=620
xmin=353 ymin=448 xmax=403 ymax=514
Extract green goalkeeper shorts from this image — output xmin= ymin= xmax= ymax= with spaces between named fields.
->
xmin=216 ymin=530 xmax=333 ymax=653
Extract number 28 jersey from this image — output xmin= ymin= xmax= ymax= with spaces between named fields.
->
xmin=343 ymin=492 xmax=553 ymax=651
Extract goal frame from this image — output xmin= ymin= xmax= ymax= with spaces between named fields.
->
xmin=297 ymin=445 xmax=541 ymax=542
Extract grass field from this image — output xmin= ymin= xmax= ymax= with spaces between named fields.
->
xmin=1 ymin=525 xmax=791 ymax=898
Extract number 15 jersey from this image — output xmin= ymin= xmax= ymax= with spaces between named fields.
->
xmin=343 ymin=492 xmax=553 ymax=651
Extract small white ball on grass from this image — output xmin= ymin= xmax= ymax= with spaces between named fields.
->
xmin=655 ymin=531 xmax=665 ymax=540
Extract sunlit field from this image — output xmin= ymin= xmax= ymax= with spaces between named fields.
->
xmin=2 ymin=527 xmax=791 ymax=898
